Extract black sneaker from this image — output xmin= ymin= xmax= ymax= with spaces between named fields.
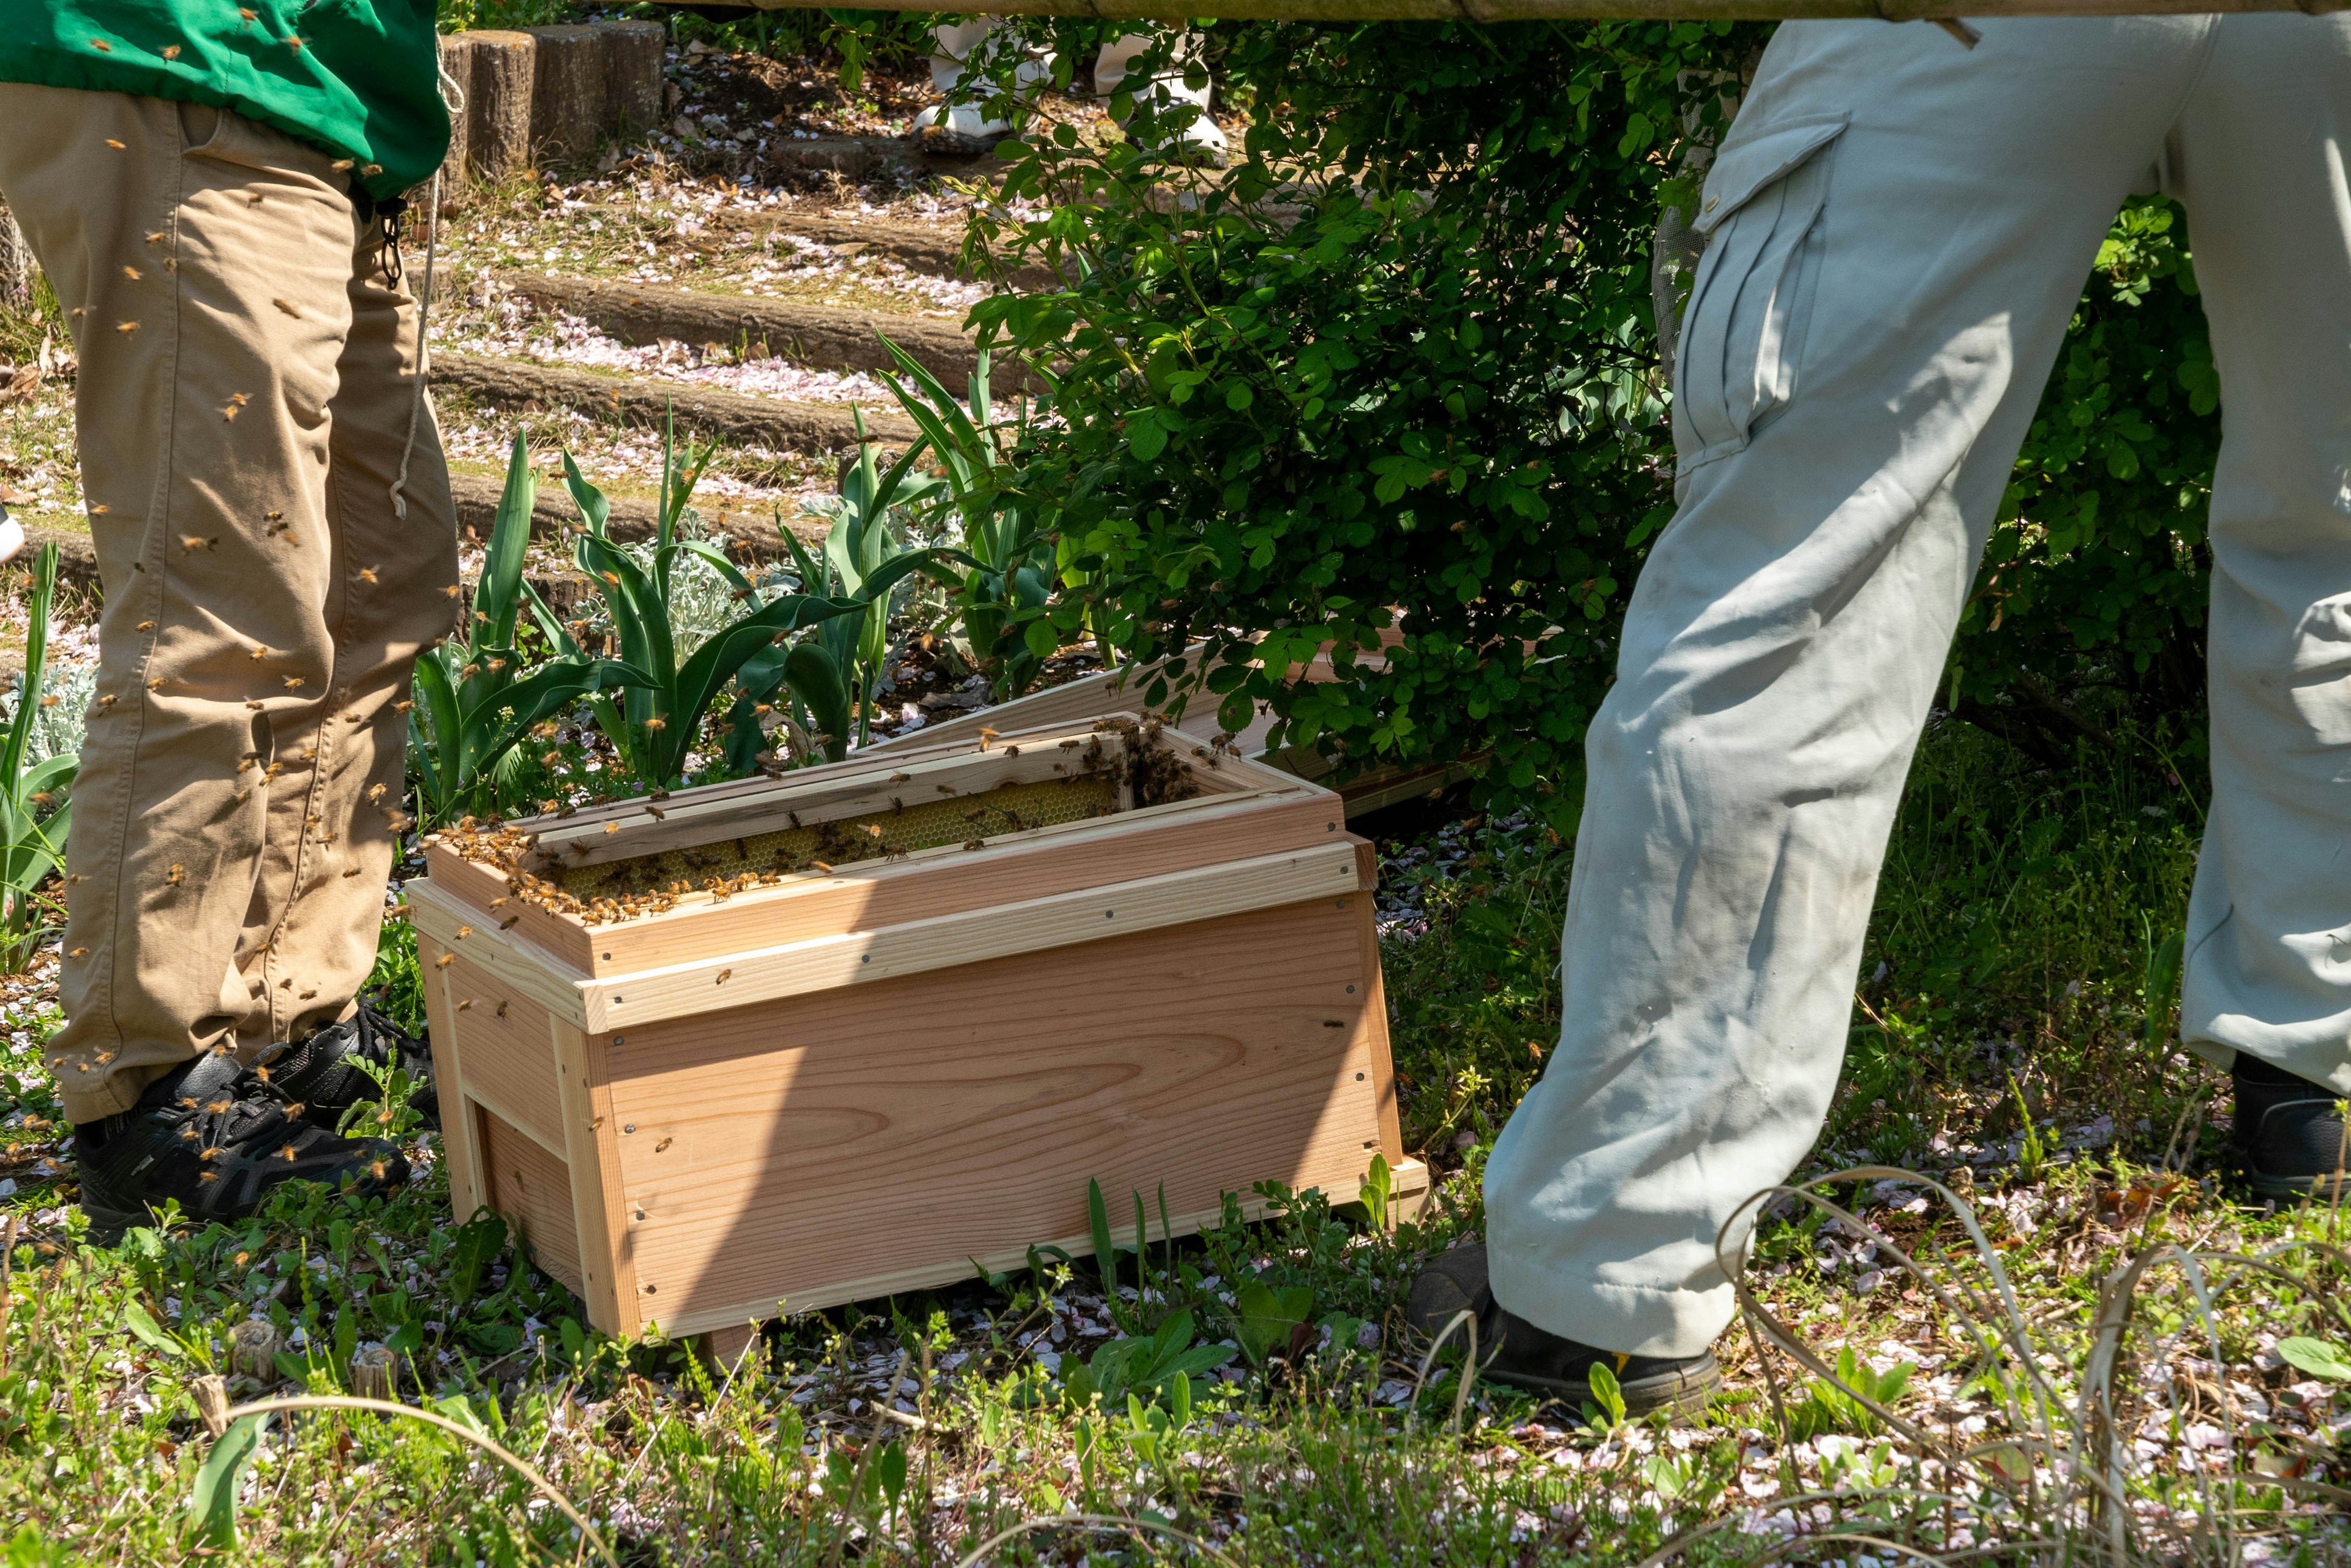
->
xmin=2235 ymin=1054 xmax=2351 ymax=1199
xmin=75 ymin=1048 xmax=410 ymax=1245
xmin=252 ymin=1002 xmax=437 ymax=1131
xmin=1405 ymin=1242 xmax=1720 ymax=1420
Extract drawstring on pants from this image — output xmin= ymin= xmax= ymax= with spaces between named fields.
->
xmin=388 ymin=59 xmax=467 ymax=522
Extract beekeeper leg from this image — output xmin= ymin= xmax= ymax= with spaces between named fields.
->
xmin=913 ymin=18 xmax=1049 ymax=152
xmin=1095 ymin=30 xmax=1226 ymax=164
xmin=1480 ymin=16 xmax=2220 ymax=1357
xmin=2171 ymin=16 xmax=2351 ymax=1089
xmin=233 ymin=200 xmax=457 ymax=1054
xmin=0 ymin=89 xmax=421 ymax=1120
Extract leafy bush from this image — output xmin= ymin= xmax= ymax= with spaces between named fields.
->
xmin=967 ymin=21 xmax=2221 ymax=817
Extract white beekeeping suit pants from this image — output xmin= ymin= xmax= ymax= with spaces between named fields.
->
xmin=920 ymin=20 xmax=1222 ymax=155
xmin=1483 ymin=13 xmax=2351 ymax=1359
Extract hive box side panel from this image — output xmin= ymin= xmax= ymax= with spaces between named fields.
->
xmin=606 ymin=893 xmax=1387 ymax=1335
xmin=441 ymin=958 xmax=567 ymax=1158
xmin=418 ymin=931 xmax=486 ymax=1221
xmin=479 ymin=1106 xmax=587 ymax=1298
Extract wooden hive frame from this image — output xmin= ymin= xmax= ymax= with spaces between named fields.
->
xmin=408 ymin=716 xmax=1426 ymax=1340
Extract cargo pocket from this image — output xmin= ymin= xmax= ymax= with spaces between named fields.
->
xmin=1674 ymin=113 xmax=1850 ymax=476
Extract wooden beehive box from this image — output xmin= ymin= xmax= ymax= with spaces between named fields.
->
xmin=406 ymin=717 xmax=1422 ymax=1340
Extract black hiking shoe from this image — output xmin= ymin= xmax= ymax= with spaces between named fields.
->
xmin=1405 ymin=1242 xmax=1720 ymax=1420
xmin=2235 ymin=1054 xmax=2351 ymax=1200
xmin=74 ymin=1049 xmax=409 ymax=1245
xmin=252 ymin=1002 xmax=437 ymax=1131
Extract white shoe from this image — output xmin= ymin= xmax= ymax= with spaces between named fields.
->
xmin=912 ymin=100 xmax=1013 ymax=156
xmin=0 ymin=510 xmax=22 ymax=566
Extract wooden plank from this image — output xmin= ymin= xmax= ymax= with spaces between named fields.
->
xmin=419 ymin=932 xmax=486 ymax=1222
xmin=407 ymin=880 xmax=590 ymax=1026
xmin=421 ymin=784 xmax=1340 ymax=979
xmin=523 ymin=729 xmax=1155 ymax=872
xmin=518 ymin=718 xmax=1283 ymax=870
xmin=731 ymin=0 xmax=2318 ymax=22
xmin=664 ymin=1189 xmax=1310 ymax=1336
xmin=551 ymin=1020 xmax=637 ymax=1337
xmin=581 ymin=787 xmax=1338 ymax=976
xmin=439 ymin=959 xmax=566 ymax=1159
xmin=479 ymin=1105 xmax=585 ymax=1297
xmin=576 ymin=839 xmax=1365 ymax=1032
xmin=607 ymin=892 xmax=1386 ymax=1334
xmin=1354 ymin=896 xmax=1405 ymax=1165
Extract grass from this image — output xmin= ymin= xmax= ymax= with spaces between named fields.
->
xmin=8 ymin=703 xmax=2351 ymax=1565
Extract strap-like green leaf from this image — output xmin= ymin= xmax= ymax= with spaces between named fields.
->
xmin=478 ymin=434 xmax=537 ymax=652
xmin=187 ymin=1415 xmax=261 ymax=1548
xmin=1 ymin=542 xmax=57 ymax=788
xmin=561 ymin=449 xmax=612 ymax=538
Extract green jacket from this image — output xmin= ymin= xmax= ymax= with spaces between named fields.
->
xmin=0 ymin=1 xmax=448 ymax=201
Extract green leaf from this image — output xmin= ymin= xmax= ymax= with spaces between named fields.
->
xmin=1087 ymin=1177 xmax=1117 ymax=1303
xmin=119 ymin=1300 xmax=182 ymax=1359
xmin=187 ymin=1416 xmax=261 ymax=1548
xmin=1586 ymin=1359 xmax=1627 ymax=1428
xmin=1234 ymin=1282 xmax=1315 ymax=1367
xmin=1127 ymin=417 xmax=1169 ymax=462
xmin=2278 ymin=1337 xmax=2351 ymax=1382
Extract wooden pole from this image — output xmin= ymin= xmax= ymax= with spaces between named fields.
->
xmin=716 ymin=0 xmax=2339 ymax=17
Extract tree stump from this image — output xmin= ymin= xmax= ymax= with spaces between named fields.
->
xmin=524 ymin=24 xmax=607 ymax=162
xmin=600 ymin=20 xmax=666 ymax=137
xmin=229 ymin=1317 xmax=283 ymax=1382
xmin=350 ymin=1344 xmax=397 ymax=1400
xmin=435 ymin=32 xmax=473 ymax=190
xmin=466 ymin=29 xmax=536 ymax=183
xmin=0 ymin=204 xmax=34 ymax=307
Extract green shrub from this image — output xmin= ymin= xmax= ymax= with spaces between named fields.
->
xmin=968 ymin=21 xmax=2220 ymax=820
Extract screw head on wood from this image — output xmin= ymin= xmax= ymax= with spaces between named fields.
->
xmin=623 ymin=1123 xmax=636 ymax=1134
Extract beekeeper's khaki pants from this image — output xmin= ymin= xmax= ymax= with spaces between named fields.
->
xmin=1485 ymin=13 xmax=2351 ymax=1358
xmin=0 ymin=85 xmax=457 ymax=1124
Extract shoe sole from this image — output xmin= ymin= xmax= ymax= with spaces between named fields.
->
xmin=1483 ymin=1356 xmax=1722 ymax=1422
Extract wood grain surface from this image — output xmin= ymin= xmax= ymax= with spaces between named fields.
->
xmin=481 ymin=1105 xmax=585 ymax=1299
xmin=572 ymin=839 xmax=1367 ymax=1031
xmin=440 ymin=958 xmax=565 ymax=1158
xmin=601 ymin=892 xmax=1390 ymax=1334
